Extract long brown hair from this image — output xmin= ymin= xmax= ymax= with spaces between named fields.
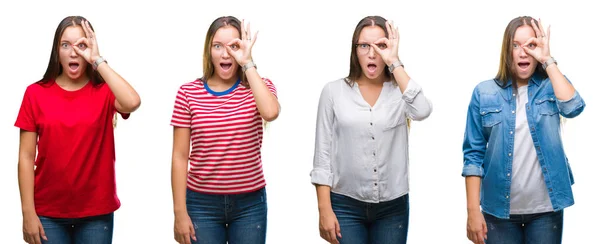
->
xmin=345 ymin=16 xmax=392 ymax=86
xmin=201 ymin=16 xmax=248 ymax=87
xmin=38 ymin=16 xmax=103 ymax=86
xmin=495 ymin=16 xmax=548 ymax=87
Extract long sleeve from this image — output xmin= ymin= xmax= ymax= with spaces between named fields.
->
xmin=401 ymin=79 xmax=432 ymax=121
xmin=462 ymin=87 xmax=486 ymax=177
xmin=310 ymin=82 xmax=335 ymax=187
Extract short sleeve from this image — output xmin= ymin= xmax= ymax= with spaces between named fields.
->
xmin=15 ymin=86 xmax=37 ymax=132
xmin=107 ymin=85 xmax=131 ymax=120
xmin=170 ymin=85 xmax=192 ymax=128
xmin=263 ymin=78 xmax=277 ymax=98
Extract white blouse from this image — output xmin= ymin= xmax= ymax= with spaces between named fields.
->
xmin=311 ymin=78 xmax=432 ymax=203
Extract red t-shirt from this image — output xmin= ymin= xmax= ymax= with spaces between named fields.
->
xmin=14 ymin=80 xmax=129 ymax=218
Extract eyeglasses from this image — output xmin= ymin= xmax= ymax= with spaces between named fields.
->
xmin=355 ymin=43 xmax=387 ymax=55
xmin=212 ymin=43 xmax=240 ymax=52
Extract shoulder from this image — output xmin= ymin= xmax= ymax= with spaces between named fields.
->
xmin=474 ymin=79 xmax=501 ymax=94
xmin=323 ymin=78 xmax=347 ymax=91
xmin=178 ymin=79 xmax=203 ymax=93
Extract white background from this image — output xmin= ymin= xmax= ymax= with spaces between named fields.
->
xmin=1 ymin=0 xmax=598 ymax=243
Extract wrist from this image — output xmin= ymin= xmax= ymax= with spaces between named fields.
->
xmin=92 ymin=56 xmax=107 ymax=70
xmin=540 ymin=55 xmax=552 ymax=63
xmin=467 ymin=206 xmax=480 ymax=213
xmin=541 ymin=56 xmax=557 ymax=70
xmin=387 ymin=59 xmax=404 ymax=73
xmin=241 ymin=60 xmax=257 ymax=73
xmin=318 ymin=204 xmax=332 ymax=212
xmin=174 ymin=209 xmax=188 ymax=217
xmin=240 ymin=58 xmax=253 ymax=66
xmin=22 ymin=208 xmax=37 ymax=217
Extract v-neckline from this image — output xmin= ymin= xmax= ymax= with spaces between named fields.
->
xmin=354 ymin=81 xmax=387 ymax=109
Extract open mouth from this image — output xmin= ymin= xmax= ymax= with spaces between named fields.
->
xmin=220 ymin=62 xmax=233 ymax=71
xmin=68 ymin=61 xmax=80 ymax=71
xmin=518 ymin=61 xmax=530 ymax=70
xmin=367 ymin=63 xmax=377 ymax=72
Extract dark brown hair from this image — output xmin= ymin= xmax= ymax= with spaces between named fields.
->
xmin=38 ymin=16 xmax=103 ymax=86
xmin=495 ymin=16 xmax=548 ymax=87
xmin=200 ymin=16 xmax=248 ymax=87
xmin=345 ymin=16 xmax=392 ymax=86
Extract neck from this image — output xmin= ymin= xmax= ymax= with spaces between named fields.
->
xmin=516 ymin=78 xmax=528 ymax=88
xmin=357 ymin=73 xmax=386 ymax=86
xmin=207 ymin=75 xmax=238 ymax=88
xmin=55 ymin=74 xmax=89 ymax=89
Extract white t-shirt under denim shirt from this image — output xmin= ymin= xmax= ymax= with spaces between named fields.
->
xmin=510 ymin=85 xmax=553 ymax=214
xmin=311 ymin=78 xmax=432 ymax=203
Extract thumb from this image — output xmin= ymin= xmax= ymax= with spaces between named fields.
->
xmin=190 ymin=223 xmax=196 ymax=241
xmin=39 ymin=224 xmax=48 ymax=241
xmin=482 ymin=220 xmax=488 ymax=239
xmin=335 ymin=220 xmax=341 ymax=238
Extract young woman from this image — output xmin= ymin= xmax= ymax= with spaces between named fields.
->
xmin=170 ymin=16 xmax=279 ymax=244
xmin=15 ymin=16 xmax=141 ymax=244
xmin=462 ymin=16 xmax=586 ymax=244
xmin=311 ymin=16 xmax=433 ymax=244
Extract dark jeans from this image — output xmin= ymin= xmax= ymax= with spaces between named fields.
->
xmin=331 ymin=192 xmax=409 ymax=244
xmin=38 ymin=212 xmax=114 ymax=244
xmin=483 ymin=210 xmax=563 ymax=244
xmin=186 ymin=187 xmax=267 ymax=244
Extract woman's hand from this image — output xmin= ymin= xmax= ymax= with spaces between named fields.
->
xmin=226 ymin=19 xmax=257 ymax=66
xmin=522 ymin=18 xmax=552 ymax=63
xmin=319 ymin=208 xmax=342 ymax=244
xmin=372 ymin=20 xmax=401 ymax=66
xmin=72 ymin=20 xmax=102 ymax=65
xmin=466 ymin=210 xmax=487 ymax=244
xmin=174 ymin=213 xmax=196 ymax=244
xmin=22 ymin=212 xmax=47 ymax=244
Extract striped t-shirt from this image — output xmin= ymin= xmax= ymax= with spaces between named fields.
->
xmin=171 ymin=78 xmax=277 ymax=194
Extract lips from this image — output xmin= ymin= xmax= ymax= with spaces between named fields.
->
xmin=220 ymin=62 xmax=233 ymax=71
xmin=68 ymin=61 xmax=80 ymax=71
xmin=517 ymin=61 xmax=530 ymax=70
xmin=367 ymin=63 xmax=377 ymax=72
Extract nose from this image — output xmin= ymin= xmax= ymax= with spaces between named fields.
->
xmin=367 ymin=45 xmax=376 ymax=58
xmin=69 ymin=45 xmax=79 ymax=58
xmin=517 ymin=46 xmax=528 ymax=58
xmin=221 ymin=48 xmax=230 ymax=59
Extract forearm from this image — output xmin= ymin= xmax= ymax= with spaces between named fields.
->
xmin=171 ymin=158 xmax=189 ymax=216
xmin=316 ymin=185 xmax=333 ymax=211
xmin=391 ymin=65 xmax=411 ymax=93
xmin=18 ymin=159 xmax=36 ymax=216
xmin=96 ymin=62 xmax=141 ymax=112
xmin=245 ymin=68 xmax=279 ymax=121
xmin=545 ymin=64 xmax=575 ymax=100
xmin=465 ymin=176 xmax=482 ymax=213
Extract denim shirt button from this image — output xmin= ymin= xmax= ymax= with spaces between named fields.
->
xmin=511 ymin=110 xmax=515 ymax=114
xmin=507 ymin=173 xmax=510 ymax=177
xmin=508 ymin=153 xmax=512 ymax=157
xmin=506 ymin=195 xmax=509 ymax=199
xmin=510 ymin=131 xmax=513 ymax=134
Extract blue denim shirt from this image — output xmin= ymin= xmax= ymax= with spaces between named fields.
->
xmin=462 ymin=73 xmax=586 ymax=219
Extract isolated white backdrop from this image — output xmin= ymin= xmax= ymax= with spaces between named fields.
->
xmin=1 ymin=0 xmax=598 ymax=243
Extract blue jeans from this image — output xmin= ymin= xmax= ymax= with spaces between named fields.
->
xmin=483 ymin=210 xmax=563 ymax=244
xmin=331 ymin=192 xmax=409 ymax=244
xmin=186 ymin=187 xmax=267 ymax=244
xmin=38 ymin=212 xmax=114 ymax=244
